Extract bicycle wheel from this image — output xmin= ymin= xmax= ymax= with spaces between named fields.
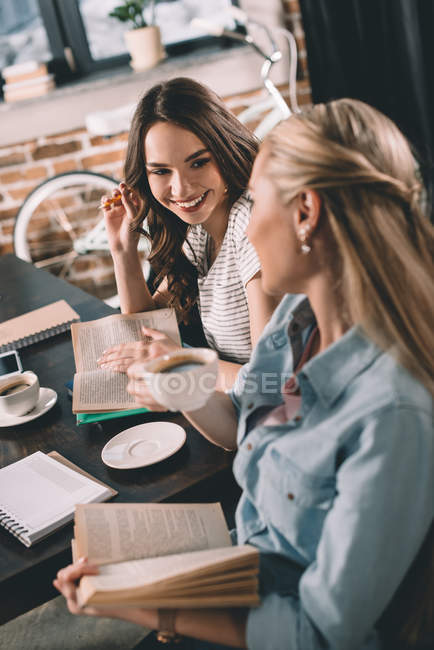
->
xmin=13 ymin=171 xmax=141 ymax=304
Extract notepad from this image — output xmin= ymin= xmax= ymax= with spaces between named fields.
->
xmin=0 ymin=300 xmax=80 ymax=353
xmin=0 ymin=451 xmax=116 ymax=547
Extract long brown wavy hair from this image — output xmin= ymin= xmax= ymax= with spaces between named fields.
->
xmin=124 ymin=77 xmax=258 ymax=321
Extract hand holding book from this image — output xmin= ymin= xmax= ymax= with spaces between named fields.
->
xmin=58 ymin=503 xmax=259 ymax=611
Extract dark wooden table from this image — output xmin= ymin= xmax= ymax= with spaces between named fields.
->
xmin=0 ymin=255 xmax=238 ymax=624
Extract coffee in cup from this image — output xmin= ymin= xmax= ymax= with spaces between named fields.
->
xmin=0 ymin=371 xmax=40 ymax=417
xmin=133 ymin=348 xmax=218 ymax=412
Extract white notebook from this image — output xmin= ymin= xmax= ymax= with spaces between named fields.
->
xmin=0 ymin=300 xmax=80 ymax=353
xmin=0 ymin=451 xmax=116 ymax=547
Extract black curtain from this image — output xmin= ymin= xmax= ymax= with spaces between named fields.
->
xmin=299 ymin=0 xmax=434 ymax=213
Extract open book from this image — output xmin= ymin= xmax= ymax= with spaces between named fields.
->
xmin=71 ymin=309 xmax=180 ymax=413
xmin=73 ymin=503 xmax=260 ymax=609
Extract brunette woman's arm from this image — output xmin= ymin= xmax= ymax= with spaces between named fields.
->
xmin=112 ymin=256 xmax=170 ymax=313
xmin=103 ymin=184 xmax=171 ymax=313
xmin=216 ymin=360 xmax=243 ymax=392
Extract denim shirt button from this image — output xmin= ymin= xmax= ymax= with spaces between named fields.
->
xmin=247 ymin=402 xmax=254 ymax=409
xmin=287 ymin=492 xmax=295 ymax=500
xmin=294 ymin=415 xmax=302 ymax=422
xmin=271 ymin=331 xmax=287 ymax=348
xmin=246 ymin=443 xmax=253 ymax=451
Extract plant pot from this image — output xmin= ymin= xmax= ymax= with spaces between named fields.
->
xmin=124 ymin=25 xmax=164 ymax=71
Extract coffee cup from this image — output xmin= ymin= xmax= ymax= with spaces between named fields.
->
xmin=135 ymin=348 xmax=218 ymax=412
xmin=0 ymin=371 xmax=40 ymax=417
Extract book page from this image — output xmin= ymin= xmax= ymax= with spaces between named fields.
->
xmin=80 ymin=545 xmax=258 ymax=593
xmin=73 ymin=369 xmax=136 ymax=412
xmin=0 ymin=452 xmax=112 ymax=540
xmin=71 ymin=309 xmax=180 ymax=373
xmin=75 ymin=503 xmax=232 ymax=565
xmin=71 ymin=309 xmax=180 ymax=413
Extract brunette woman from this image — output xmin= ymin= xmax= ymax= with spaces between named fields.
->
xmin=97 ymin=77 xmax=279 ymax=389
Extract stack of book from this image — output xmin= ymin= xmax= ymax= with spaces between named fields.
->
xmin=1 ymin=60 xmax=55 ymax=103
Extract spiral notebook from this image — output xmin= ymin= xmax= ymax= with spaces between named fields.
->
xmin=0 ymin=300 xmax=80 ymax=353
xmin=0 ymin=451 xmax=117 ymax=547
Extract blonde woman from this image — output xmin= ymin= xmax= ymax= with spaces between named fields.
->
xmin=55 ymin=99 xmax=433 ymax=650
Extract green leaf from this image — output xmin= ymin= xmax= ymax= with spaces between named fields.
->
xmin=108 ymin=0 xmax=149 ymax=28
xmin=109 ymin=7 xmax=130 ymax=21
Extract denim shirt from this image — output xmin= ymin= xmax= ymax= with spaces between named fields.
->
xmin=229 ymin=294 xmax=433 ymax=650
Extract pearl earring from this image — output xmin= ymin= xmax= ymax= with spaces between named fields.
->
xmin=298 ymin=224 xmax=312 ymax=255
xmin=304 ymin=193 xmax=313 ymax=209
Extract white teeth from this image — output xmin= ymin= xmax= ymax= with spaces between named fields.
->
xmin=175 ymin=192 xmax=206 ymax=208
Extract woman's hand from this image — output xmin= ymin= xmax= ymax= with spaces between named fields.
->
xmin=53 ymin=557 xmax=159 ymax=628
xmin=123 ymin=326 xmax=182 ymax=410
xmin=97 ymin=326 xmax=181 ymax=374
xmin=53 ymin=557 xmax=101 ymax=617
xmin=101 ymin=182 xmax=142 ymax=255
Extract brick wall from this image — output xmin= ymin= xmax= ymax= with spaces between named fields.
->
xmin=0 ymin=0 xmax=311 ymax=297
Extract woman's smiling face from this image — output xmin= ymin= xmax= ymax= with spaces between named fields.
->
xmin=144 ymin=121 xmax=228 ymax=226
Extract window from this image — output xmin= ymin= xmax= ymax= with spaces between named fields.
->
xmin=78 ymin=0 xmax=241 ymax=63
xmin=0 ymin=0 xmax=244 ymax=84
xmin=0 ymin=0 xmax=51 ymax=69
xmin=60 ymin=0 xmax=243 ymax=75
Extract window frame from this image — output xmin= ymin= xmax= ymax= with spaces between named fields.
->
xmin=38 ymin=0 xmax=75 ymax=81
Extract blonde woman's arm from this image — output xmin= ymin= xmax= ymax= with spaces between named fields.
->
xmin=54 ymin=559 xmax=247 ymax=647
xmin=127 ymin=353 xmax=239 ymax=450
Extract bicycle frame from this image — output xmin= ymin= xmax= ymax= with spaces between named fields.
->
xmin=192 ymin=9 xmax=299 ymax=138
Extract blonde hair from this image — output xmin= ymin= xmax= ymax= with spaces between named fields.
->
xmin=265 ymin=98 xmax=434 ymax=393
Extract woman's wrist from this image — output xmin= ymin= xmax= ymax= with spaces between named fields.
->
xmin=111 ymin=249 xmax=142 ymax=268
xmin=156 ymin=609 xmax=182 ymax=644
xmin=110 ymin=242 xmax=140 ymax=258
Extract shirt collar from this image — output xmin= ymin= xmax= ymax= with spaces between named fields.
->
xmin=299 ymin=326 xmax=383 ymax=408
xmin=286 ymin=296 xmax=316 ymax=336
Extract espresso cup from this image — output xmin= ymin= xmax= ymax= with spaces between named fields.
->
xmin=135 ymin=348 xmax=218 ymax=412
xmin=0 ymin=371 xmax=40 ymax=417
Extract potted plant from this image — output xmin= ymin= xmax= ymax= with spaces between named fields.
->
xmin=109 ymin=0 xmax=164 ymax=71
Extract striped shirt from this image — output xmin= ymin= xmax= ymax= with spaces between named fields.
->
xmin=183 ymin=192 xmax=260 ymax=364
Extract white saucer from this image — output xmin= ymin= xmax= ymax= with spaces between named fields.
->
xmin=0 ymin=387 xmax=57 ymax=427
xmin=101 ymin=422 xmax=186 ymax=469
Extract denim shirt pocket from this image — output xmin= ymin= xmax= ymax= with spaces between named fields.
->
xmin=257 ymin=452 xmax=336 ymax=563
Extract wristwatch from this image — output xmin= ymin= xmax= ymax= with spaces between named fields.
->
xmin=156 ymin=609 xmax=182 ymax=644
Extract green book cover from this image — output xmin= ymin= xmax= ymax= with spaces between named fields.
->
xmin=66 ymin=379 xmax=149 ymax=425
xmin=76 ymin=407 xmax=149 ymax=425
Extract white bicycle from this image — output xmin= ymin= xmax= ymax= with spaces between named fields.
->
xmin=13 ymin=9 xmax=299 ymax=307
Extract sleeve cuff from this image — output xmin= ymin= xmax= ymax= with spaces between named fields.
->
xmin=247 ymin=592 xmax=328 ymax=650
xmin=247 ymin=593 xmax=298 ymax=650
